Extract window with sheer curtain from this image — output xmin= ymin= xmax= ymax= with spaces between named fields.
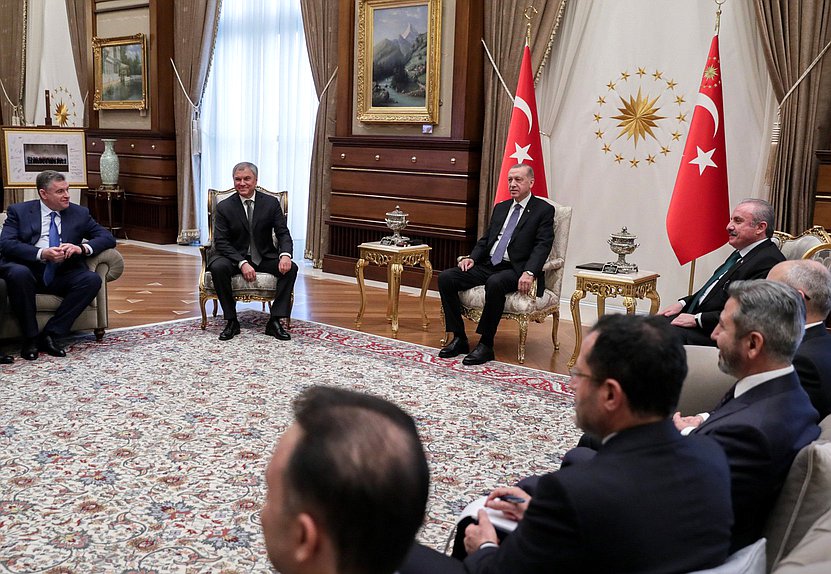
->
xmin=199 ymin=0 xmax=317 ymax=257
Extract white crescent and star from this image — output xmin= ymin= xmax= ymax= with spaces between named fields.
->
xmin=508 ymin=95 xmax=535 ymax=163
xmin=694 ymin=92 xmax=719 ymax=137
xmin=514 ymin=95 xmax=532 ymax=134
xmin=689 ymin=146 xmax=717 ymax=175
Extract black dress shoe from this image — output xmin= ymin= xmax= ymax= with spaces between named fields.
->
xmin=0 ymin=354 xmax=13 ymax=364
xmin=462 ymin=343 xmax=495 ymax=366
xmin=265 ymin=318 xmax=291 ymax=340
xmin=438 ymin=336 xmax=469 ymax=358
xmin=21 ymin=339 xmax=38 ymax=361
xmin=219 ymin=319 xmax=241 ymax=341
xmin=38 ymin=335 xmax=66 ymax=357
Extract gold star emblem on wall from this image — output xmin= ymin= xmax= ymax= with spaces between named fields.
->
xmin=611 ymin=88 xmax=665 ymax=146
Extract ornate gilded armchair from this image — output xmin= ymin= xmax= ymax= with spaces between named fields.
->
xmin=445 ymin=199 xmax=572 ymax=363
xmin=773 ymin=226 xmax=831 ymax=260
xmin=198 ymin=186 xmax=290 ymax=329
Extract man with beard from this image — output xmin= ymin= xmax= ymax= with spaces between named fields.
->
xmin=674 ymin=280 xmax=820 ymax=552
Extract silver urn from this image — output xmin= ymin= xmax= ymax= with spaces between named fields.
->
xmin=380 ymin=205 xmax=410 ymax=246
xmin=606 ymin=227 xmax=639 ymax=273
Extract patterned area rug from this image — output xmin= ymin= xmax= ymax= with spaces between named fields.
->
xmin=0 ymin=312 xmax=578 ymax=573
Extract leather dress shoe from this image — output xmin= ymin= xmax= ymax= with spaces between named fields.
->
xmin=438 ymin=336 xmax=469 ymax=358
xmin=265 ymin=318 xmax=291 ymax=340
xmin=21 ymin=339 xmax=38 ymax=361
xmin=219 ymin=319 xmax=241 ymax=341
xmin=0 ymin=353 xmax=13 ymax=364
xmin=462 ymin=343 xmax=495 ymax=366
xmin=38 ymin=335 xmax=66 ymax=357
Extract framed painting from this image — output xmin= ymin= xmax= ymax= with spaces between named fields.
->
xmin=92 ymin=33 xmax=148 ymax=110
xmin=356 ymin=0 xmax=442 ymax=124
xmin=1 ymin=127 xmax=87 ymax=188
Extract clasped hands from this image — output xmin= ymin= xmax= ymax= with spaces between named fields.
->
xmin=659 ymin=301 xmax=697 ymax=328
xmin=457 ymin=257 xmax=534 ymax=295
xmin=240 ymin=255 xmax=291 ymax=282
xmin=463 ymin=486 xmax=531 ymax=554
xmin=42 ymin=243 xmax=82 ymax=263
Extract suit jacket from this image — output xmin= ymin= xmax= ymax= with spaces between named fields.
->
xmin=694 ymin=371 xmax=820 ymax=551
xmin=464 ymin=420 xmax=733 ymax=574
xmin=469 ymin=195 xmax=554 ymax=297
xmin=0 ymin=200 xmax=115 ymax=267
xmin=794 ymin=324 xmax=831 ymax=419
xmin=681 ymin=239 xmax=784 ymax=334
xmin=207 ymin=190 xmax=292 ymax=268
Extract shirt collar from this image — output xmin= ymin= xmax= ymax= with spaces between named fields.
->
xmin=806 ymin=321 xmax=825 ymax=329
xmin=512 ymin=194 xmax=532 ymax=210
xmin=734 ymin=365 xmax=794 ymax=398
xmin=239 ymin=192 xmax=256 ymax=205
xmin=39 ymin=200 xmax=60 ymax=217
xmin=738 ymin=238 xmax=767 ymax=258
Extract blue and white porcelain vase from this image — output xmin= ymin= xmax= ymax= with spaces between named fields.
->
xmin=100 ymin=138 xmax=120 ymax=187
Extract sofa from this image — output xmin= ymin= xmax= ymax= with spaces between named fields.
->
xmin=0 ymin=212 xmax=124 ymax=341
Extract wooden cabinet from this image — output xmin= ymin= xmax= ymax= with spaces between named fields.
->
xmin=815 ymin=151 xmax=831 ymax=230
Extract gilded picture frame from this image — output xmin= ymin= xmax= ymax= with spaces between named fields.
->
xmin=1 ymin=127 xmax=88 ymax=188
xmin=92 ymin=34 xmax=148 ymax=110
xmin=356 ymin=0 xmax=441 ymax=124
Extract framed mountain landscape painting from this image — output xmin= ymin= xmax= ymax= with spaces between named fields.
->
xmin=356 ymin=0 xmax=441 ymax=124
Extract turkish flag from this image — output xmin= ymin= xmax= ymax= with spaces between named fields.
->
xmin=494 ymin=44 xmax=548 ymax=204
xmin=666 ymin=35 xmax=730 ymax=265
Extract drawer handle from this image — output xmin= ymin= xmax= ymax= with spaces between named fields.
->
xmin=340 ymin=153 xmax=345 ymax=159
xmin=411 ymin=156 xmax=417 ymax=163
xmin=91 ymin=141 xmax=96 ymax=147
xmin=375 ymin=155 xmax=380 ymax=161
xmin=151 ymin=144 xmax=156 ymax=150
xmin=450 ymin=157 xmax=456 ymax=165
xmin=130 ymin=143 xmax=135 ymax=149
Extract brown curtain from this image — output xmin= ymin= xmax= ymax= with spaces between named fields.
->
xmin=0 ymin=0 xmax=26 ymax=126
xmin=755 ymin=0 xmax=831 ymax=233
xmin=173 ymin=0 xmax=222 ymax=244
xmin=64 ymin=0 xmax=89 ymax=127
xmin=479 ymin=0 xmax=567 ymax=232
xmin=300 ymin=0 xmax=339 ymax=267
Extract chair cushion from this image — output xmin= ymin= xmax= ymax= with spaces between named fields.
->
xmin=203 ymin=270 xmax=278 ymax=296
xmin=780 ymin=235 xmax=823 ymax=260
xmin=459 ymin=287 xmax=558 ymax=315
xmin=686 ymin=538 xmax=766 ymax=574
xmin=765 ymin=415 xmax=831 ymax=567
xmin=772 ymin=507 xmax=831 ymax=572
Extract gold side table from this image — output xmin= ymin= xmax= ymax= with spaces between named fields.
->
xmin=355 ymin=241 xmax=432 ymax=338
xmin=568 ymin=270 xmax=661 ymax=367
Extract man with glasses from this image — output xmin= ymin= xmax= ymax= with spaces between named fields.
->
xmin=402 ymin=314 xmax=733 ymax=573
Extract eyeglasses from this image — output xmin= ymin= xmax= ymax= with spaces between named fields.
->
xmin=568 ymin=369 xmax=595 ymax=381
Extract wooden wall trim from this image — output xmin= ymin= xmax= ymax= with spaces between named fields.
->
xmin=336 ymin=0 xmax=356 ymax=137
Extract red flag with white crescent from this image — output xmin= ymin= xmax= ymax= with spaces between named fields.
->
xmin=494 ymin=44 xmax=548 ymax=204
xmin=666 ymin=35 xmax=730 ymax=265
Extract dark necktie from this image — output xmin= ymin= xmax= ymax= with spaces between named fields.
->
xmin=43 ymin=211 xmax=60 ymax=285
xmin=245 ymin=199 xmax=261 ymax=266
xmin=688 ymin=251 xmax=741 ymax=312
xmin=491 ymin=204 xmax=522 ymax=266
xmin=713 ymin=383 xmax=738 ymax=411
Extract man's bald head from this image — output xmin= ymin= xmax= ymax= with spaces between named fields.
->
xmin=768 ymin=260 xmax=831 ymax=323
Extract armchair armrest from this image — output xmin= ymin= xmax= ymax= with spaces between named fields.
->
xmin=199 ymin=243 xmax=212 ymax=266
xmin=542 ymin=257 xmax=564 ymax=272
xmin=87 ymin=247 xmax=124 ymax=282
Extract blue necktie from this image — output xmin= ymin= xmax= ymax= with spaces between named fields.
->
xmin=688 ymin=251 xmax=741 ymax=312
xmin=43 ymin=212 xmax=60 ymax=285
xmin=491 ymin=204 xmax=522 ymax=266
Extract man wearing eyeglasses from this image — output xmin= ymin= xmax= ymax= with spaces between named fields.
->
xmin=401 ymin=314 xmax=733 ymax=573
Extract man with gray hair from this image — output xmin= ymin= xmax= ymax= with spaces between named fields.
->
xmin=675 ymin=280 xmax=820 ymax=551
xmin=207 ymin=161 xmax=297 ymax=341
xmin=768 ymin=259 xmax=831 ymax=417
xmin=660 ymin=199 xmax=784 ymax=345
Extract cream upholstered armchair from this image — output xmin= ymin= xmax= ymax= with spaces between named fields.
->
xmin=773 ymin=226 xmax=831 ymax=260
xmin=450 ymin=199 xmax=572 ymax=363
xmin=198 ymin=186 xmax=290 ymax=329
xmin=0 ymin=212 xmax=124 ymax=341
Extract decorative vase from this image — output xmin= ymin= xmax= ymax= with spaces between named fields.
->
xmin=100 ymin=138 xmax=120 ymax=187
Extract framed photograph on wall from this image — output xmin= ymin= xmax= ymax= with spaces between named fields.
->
xmin=92 ymin=33 xmax=148 ymax=110
xmin=356 ymin=0 xmax=442 ymax=124
xmin=1 ymin=127 xmax=88 ymax=188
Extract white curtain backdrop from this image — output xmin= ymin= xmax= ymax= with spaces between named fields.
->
xmin=538 ymin=0 xmax=777 ymax=319
xmin=200 ymin=0 xmax=318 ymax=256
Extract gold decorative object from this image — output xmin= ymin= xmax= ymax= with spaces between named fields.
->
xmin=605 ymin=227 xmax=639 ymax=273
xmin=380 ymin=205 xmax=410 ymax=246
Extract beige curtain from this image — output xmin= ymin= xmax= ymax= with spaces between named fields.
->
xmin=300 ymin=0 xmax=338 ymax=267
xmin=64 ymin=0 xmax=89 ymax=127
xmin=479 ymin=0 xmax=567 ymax=232
xmin=755 ymin=0 xmax=831 ymax=233
xmin=173 ymin=0 xmax=222 ymax=244
xmin=0 ymin=0 xmax=26 ymax=126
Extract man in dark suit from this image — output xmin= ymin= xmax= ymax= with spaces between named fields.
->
xmin=261 ymin=386 xmax=429 ymax=574
xmin=0 ymin=170 xmax=116 ymax=360
xmin=402 ymin=315 xmax=733 ymax=574
xmin=207 ymin=162 xmax=297 ymax=341
xmin=438 ymin=163 xmax=554 ymax=365
xmin=768 ymin=259 xmax=831 ymax=418
xmin=674 ymin=280 xmax=820 ymax=552
xmin=660 ymin=198 xmax=784 ymax=345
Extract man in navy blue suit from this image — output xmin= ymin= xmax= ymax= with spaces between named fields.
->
xmin=0 ymin=170 xmax=115 ymax=360
xmin=438 ymin=163 xmax=554 ymax=365
xmin=674 ymin=280 xmax=820 ymax=551
xmin=768 ymin=259 xmax=831 ymax=418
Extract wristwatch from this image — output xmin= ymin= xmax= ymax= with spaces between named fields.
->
xmin=524 ymin=271 xmax=534 ymax=277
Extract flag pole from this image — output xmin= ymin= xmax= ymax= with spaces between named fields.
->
xmin=714 ymin=0 xmax=724 ymax=35
xmin=688 ymin=260 xmax=697 ymax=296
xmin=524 ymin=5 xmax=537 ymax=46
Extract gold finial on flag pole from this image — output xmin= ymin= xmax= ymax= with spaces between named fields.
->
xmin=524 ymin=5 xmax=538 ymax=45
xmin=714 ymin=0 xmax=726 ymax=35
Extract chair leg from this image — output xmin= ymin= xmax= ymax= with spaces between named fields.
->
xmin=439 ymin=306 xmax=449 ymax=345
xmin=212 ymin=300 xmax=218 ymax=318
xmin=552 ymin=310 xmax=560 ymax=351
xmin=517 ymin=317 xmax=528 ymax=364
xmin=94 ymin=328 xmax=104 ymax=341
xmin=200 ymin=297 xmax=209 ymax=330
